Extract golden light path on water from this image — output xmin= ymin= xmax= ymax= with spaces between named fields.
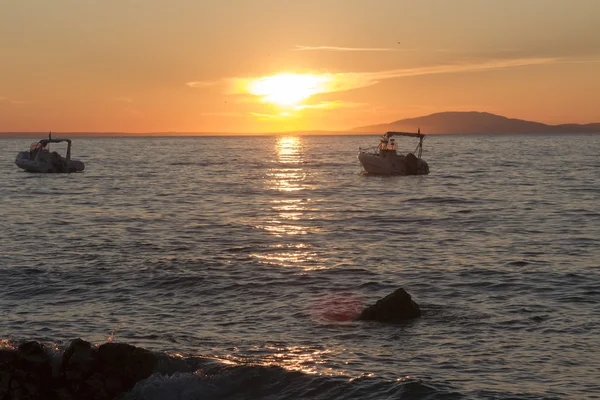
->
xmin=251 ymin=136 xmax=322 ymax=271
xmin=243 ymin=138 xmax=348 ymax=373
xmin=217 ymin=345 xmax=345 ymax=376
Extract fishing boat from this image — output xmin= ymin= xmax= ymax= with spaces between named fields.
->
xmin=358 ymin=130 xmax=429 ymax=175
xmin=15 ymin=135 xmax=85 ymax=173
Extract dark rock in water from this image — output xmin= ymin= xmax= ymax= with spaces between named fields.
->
xmin=0 ymin=341 xmax=54 ymax=400
xmin=357 ymin=288 xmax=421 ymax=322
xmin=96 ymin=342 xmax=158 ymax=398
xmin=0 ymin=348 xmax=17 ymax=399
xmin=1 ymin=339 xmax=159 ymax=400
xmin=60 ymin=338 xmax=97 ymax=396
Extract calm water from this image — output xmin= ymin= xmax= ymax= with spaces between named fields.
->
xmin=1 ymin=134 xmax=599 ymax=399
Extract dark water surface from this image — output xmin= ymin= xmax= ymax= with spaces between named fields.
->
xmin=1 ymin=134 xmax=599 ymax=399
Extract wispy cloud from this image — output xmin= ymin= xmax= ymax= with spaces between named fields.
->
xmin=295 ymin=45 xmax=397 ymax=52
xmin=325 ymin=57 xmax=561 ymax=93
xmin=186 ymin=81 xmax=220 ymax=88
xmin=294 ymin=101 xmax=365 ymax=111
xmin=0 ymin=96 xmax=28 ymax=105
xmin=115 ymin=96 xmax=133 ymax=103
xmin=294 ymin=45 xmax=526 ymax=54
xmin=249 ymin=112 xmax=293 ymax=120
xmin=187 ymin=56 xmax=593 ymax=117
xmin=189 ymin=56 xmax=563 ymax=96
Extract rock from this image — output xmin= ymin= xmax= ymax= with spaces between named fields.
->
xmin=356 ymin=288 xmax=421 ymax=322
xmin=6 ymin=341 xmax=55 ymax=400
xmin=96 ymin=342 xmax=158 ymax=398
xmin=0 ymin=348 xmax=18 ymax=387
xmin=0 ymin=339 xmax=160 ymax=400
xmin=60 ymin=339 xmax=96 ymax=383
xmin=82 ymin=372 xmax=111 ymax=400
xmin=1 ymin=369 xmax=14 ymax=399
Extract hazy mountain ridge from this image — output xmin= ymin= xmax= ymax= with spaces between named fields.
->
xmin=2 ymin=112 xmax=599 ymax=136
xmin=351 ymin=111 xmax=600 ymax=134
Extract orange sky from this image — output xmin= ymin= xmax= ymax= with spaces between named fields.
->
xmin=1 ymin=0 xmax=599 ymax=133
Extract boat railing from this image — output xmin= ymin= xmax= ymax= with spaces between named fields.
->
xmin=359 ymin=145 xmax=379 ymax=154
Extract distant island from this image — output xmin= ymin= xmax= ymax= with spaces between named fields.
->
xmin=2 ymin=112 xmax=599 ymax=137
xmin=350 ymin=111 xmax=600 ymax=134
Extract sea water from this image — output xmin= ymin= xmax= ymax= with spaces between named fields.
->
xmin=1 ymin=134 xmax=599 ymax=399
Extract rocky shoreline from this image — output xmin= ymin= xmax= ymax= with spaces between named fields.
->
xmin=1 ymin=288 xmax=420 ymax=399
xmin=0 ymin=339 xmax=158 ymax=400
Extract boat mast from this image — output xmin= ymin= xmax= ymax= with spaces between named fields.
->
xmin=417 ymin=128 xmax=423 ymax=159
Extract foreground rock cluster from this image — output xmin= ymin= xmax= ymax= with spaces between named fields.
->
xmin=0 ymin=339 xmax=157 ymax=400
xmin=0 ymin=288 xmax=420 ymax=399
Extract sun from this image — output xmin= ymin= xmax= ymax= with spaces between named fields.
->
xmin=246 ymin=73 xmax=331 ymax=107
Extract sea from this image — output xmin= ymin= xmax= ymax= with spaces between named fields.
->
xmin=1 ymin=134 xmax=599 ymax=399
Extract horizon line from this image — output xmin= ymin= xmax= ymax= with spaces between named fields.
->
xmin=2 ymin=111 xmax=599 ymax=137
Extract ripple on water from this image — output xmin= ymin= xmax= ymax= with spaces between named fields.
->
xmin=1 ymin=134 xmax=599 ymax=399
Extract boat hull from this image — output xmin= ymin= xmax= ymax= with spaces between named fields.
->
xmin=15 ymin=152 xmax=85 ymax=173
xmin=358 ymin=152 xmax=429 ymax=175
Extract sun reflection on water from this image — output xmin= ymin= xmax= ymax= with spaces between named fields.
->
xmin=264 ymin=137 xmax=310 ymax=233
xmin=251 ymin=136 xmax=325 ymax=270
xmin=217 ymin=345 xmax=344 ymax=376
xmin=261 ymin=345 xmax=334 ymax=375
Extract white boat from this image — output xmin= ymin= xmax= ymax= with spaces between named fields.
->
xmin=358 ymin=130 xmax=429 ymax=175
xmin=15 ymin=136 xmax=85 ymax=173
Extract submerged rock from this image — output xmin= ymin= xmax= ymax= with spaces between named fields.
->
xmin=356 ymin=288 xmax=421 ymax=322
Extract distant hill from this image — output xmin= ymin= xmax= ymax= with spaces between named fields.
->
xmin=351 ymin=111 xmax=600 ymax=134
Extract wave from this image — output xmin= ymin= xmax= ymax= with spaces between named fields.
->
xmin=0 ymin=338 xmax=460 ymax=400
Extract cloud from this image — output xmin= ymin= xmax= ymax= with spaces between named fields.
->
xmin=321 ymin=57 xmax=561 ymax=94
xmin=294 ymin=101 xmax=365 ymax=111
xmin=115 ymin=97 xmax=133 ymax=103
xmin=0 ymin=96 xmax=28 ymax=105
xmin=294 ymin=45 xmax=527 ymax=54
xmin=186 ymin=81 xmax=220 ymax=88
xmin=188 ymin=56 xmax=600 ymax=118
xmin=249 ymin=112 xmax=292 ymax=120
xmin=295 ymin=45 xmax=397 ymax=52
xmin=189 ymin=56 xmax=563 ymax=97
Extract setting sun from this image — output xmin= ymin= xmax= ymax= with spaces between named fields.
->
xmin=246 ymin=73 xmax=332 ymax=107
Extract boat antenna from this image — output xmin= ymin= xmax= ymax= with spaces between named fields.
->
xmin=416 ymin=128 xmax=424 ymax=159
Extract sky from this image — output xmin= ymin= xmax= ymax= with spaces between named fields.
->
xmin=1 ymin=0 xmax=600 ymax=133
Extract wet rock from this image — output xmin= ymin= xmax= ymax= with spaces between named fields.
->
xmin=356 ymin=288 xmax=421 ymax=322
xmin=96 ymin=342 xmax=158 ymax=398
xmin=1 ymin=368 xmax=14 ymax=399
xmin=1 ymin=339 xmax=159 ymax=400
xmin=60 ymin=339 xmax=96 ymax=383
xmin=59 ymin=338 xmax=98 ymax=398
xmin=82 ymin=372 xmax=111 ymax=400
xmin=0 ymin=341 xmax=55 ymax=400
